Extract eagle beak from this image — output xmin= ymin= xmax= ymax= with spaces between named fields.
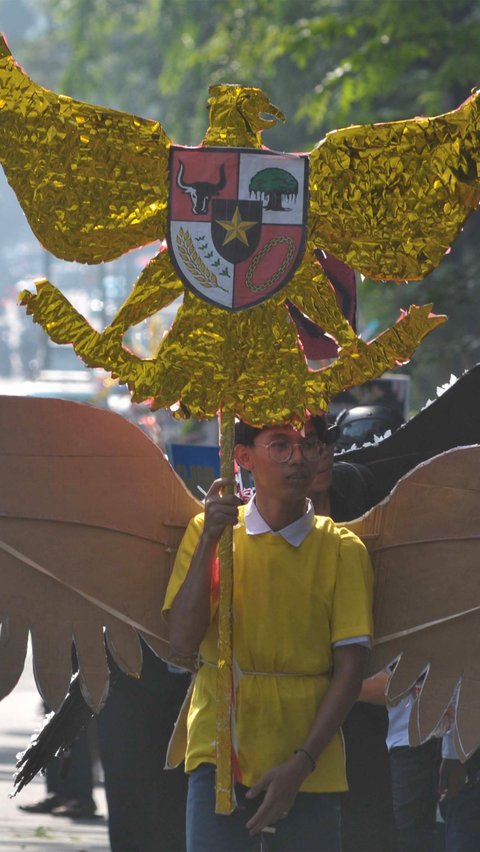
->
xmin=257 ymin=103 xmax=286 ymax=129
xmin=268 ymin=103 xmax=286 ymax=123
xmin=258 ymin=102 xmax=285 ymax=129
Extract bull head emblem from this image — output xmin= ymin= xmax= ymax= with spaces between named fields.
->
xmin=176 ymin=161 xmax=227 ymax=215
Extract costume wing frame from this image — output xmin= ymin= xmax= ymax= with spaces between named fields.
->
xmin=0 ymin=396 xmax=200 ymax=714
xmin=347 ymin=444 xmax=480 ymax=761
xmin=0 ymin=397 xmax=479 ymax=761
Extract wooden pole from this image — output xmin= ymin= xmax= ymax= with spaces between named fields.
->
xmin=215 ymin=406 xmax=235 ymax=813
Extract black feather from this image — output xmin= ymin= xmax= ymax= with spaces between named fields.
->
xmin=12 ymin=666 xmax=119 ymax=796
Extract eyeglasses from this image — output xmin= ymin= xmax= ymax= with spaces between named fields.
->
xmin=257 ymin=436 xmax=325 ymax=464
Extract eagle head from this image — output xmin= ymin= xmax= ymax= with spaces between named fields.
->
xmin=203 ymin=84 xmax=285 ymax=148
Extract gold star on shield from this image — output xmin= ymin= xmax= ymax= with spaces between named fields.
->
xmin=216 ymin=205 xmax=257 ymax=247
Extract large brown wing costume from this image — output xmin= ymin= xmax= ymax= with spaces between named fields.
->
xmin=0 ymin=396 xmax=200 ymax=713
xmin=0 ymin=396 xmax=479 ymax=757
xmin=347 ymin=445 xmax=480 ymax=761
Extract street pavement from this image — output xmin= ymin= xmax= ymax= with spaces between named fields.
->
xmin=0 ymin=649 xmax=109 ymax=851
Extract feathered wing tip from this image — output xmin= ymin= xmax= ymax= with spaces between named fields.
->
xmin=0 ymin=617 xmax=29 ymax=701
xmin=12 ymin=672 xmax=96 ymax=796
xmin=346 ymin=445 xmax=480 ymax=759
xmin=12 ymin=644 xmax=124 ymax=797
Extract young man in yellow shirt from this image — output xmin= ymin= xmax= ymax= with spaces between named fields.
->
xmin=163 ymin=419 xmax=373 ymax=852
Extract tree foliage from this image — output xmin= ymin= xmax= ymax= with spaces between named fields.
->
xmin=14 ymin=0 xmax=480 ymax=409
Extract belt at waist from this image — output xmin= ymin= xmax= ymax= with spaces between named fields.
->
xmin=199 ymin=656 xmax=329 ymax=678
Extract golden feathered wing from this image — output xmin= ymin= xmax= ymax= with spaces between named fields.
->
xmin=308 ymin=90 xmax=480 ymax=280
xmin=0 ymin=35 xmax=172 ymax=263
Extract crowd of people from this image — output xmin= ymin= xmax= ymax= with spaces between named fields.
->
xmin=17 ymin=401 xmax=480 ymax=852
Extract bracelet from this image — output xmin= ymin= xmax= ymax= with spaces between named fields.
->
xmin=294 ymin=748 xmax=316 ymax=772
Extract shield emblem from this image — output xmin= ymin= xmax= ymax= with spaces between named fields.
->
xmin=167 ymin=146 xmax=308 ymax=311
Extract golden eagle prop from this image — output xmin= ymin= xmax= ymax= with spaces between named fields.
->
xmin=1 ymin=33 xmax=479 ymax=424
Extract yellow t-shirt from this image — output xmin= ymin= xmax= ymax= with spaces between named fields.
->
xmin=163 ymin=506 xmax=373 ymax=793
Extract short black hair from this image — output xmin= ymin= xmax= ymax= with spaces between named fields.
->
xmin=235 ymin=416 xmax=333 ymax=447
xmin=235 ymin=415 xmax=338 ymax=447
xmin=234 ymin=420 xmax=263 ymax=446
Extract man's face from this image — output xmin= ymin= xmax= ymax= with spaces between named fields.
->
xmin=235 ymin=422 xmax=319 ymax=503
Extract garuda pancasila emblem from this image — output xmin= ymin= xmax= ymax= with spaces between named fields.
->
xmin=169 ymin=146 xmax=308 ymax=310
xmin=0 ymin=33 xmax=479 ymax=424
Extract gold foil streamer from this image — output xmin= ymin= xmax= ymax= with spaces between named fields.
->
xmin=215 ymin=409 xmax=235 ymax=814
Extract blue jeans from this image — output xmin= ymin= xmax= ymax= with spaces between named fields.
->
xmin=186 ymin=763 xmax=341 ymax=852
xmin=444 ymin=784 xmax=480 ymax=852
xmin=389 ymin=741 xmax=441 ymax=852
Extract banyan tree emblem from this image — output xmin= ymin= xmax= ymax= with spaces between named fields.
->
xmin=168 ymin=146 xmax=308 ymax=310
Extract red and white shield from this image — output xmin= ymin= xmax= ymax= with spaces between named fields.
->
xmin=167 ymin=146 xmax=308 ymax=311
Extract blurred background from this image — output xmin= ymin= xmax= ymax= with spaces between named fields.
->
xmin=0 ymin=0 xmax=478 ymax=477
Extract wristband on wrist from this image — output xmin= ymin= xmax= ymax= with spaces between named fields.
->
xmin=294 ymin=747 xmax=316 ymax=772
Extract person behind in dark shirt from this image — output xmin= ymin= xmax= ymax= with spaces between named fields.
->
xmin=97 ymin=641 xmax=190 ymax=852
xmin=310 ymin=413 xmax=398 ymax=852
